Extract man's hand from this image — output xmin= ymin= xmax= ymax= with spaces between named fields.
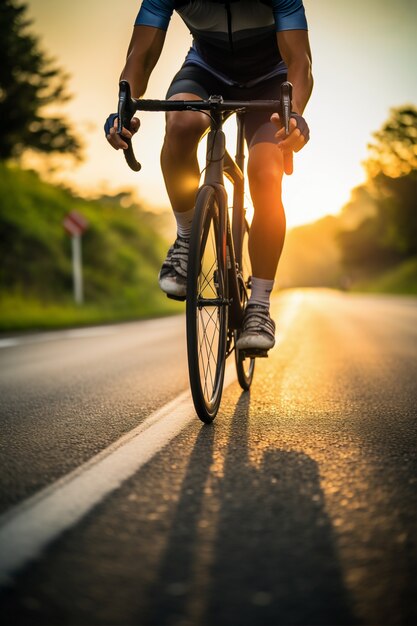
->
xmin=271 ymin=112 xmax=309 ymax=175
xmin=105 ymin=114 xmax=140 ymax=150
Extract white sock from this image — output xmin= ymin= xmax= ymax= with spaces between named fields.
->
xmin=249 ymin=277 xmax=274 ymax=308
xmin=174 ymin=208 xmax=194 ymax=239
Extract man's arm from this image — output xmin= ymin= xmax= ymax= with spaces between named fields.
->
xmin=121 ymin=25 xmax=166 ymax=98
xmin=277 ymin=29 xmax=313 ymax=115
xmin=107 ymin=25 xmax=166 ymax=150
xmin=272 ymin=29 xmax=313 ymax=174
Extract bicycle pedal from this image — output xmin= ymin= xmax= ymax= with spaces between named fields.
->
xmin=242 ymin=349 xmax=269 ymax=358
xmin=166 ymin=293 xmax=186 ymax=302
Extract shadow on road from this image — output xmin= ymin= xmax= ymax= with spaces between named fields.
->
xmin=144 ymin=392 xmax=357 ymax=626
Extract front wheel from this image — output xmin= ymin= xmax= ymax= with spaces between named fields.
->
xmin=186 ymin=186 xmax=228 ymax=423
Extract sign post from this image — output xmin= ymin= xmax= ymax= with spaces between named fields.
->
xmin=63 ymin=211 xmax=88 ymax=305
xmin=71 ymin=234 xmax=83 ymax=304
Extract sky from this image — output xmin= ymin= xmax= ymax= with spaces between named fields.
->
xmin=26 ymin=0 xmax=417 ymax=228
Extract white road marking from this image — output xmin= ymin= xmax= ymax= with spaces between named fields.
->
xmin=0 ymin=317 xmax=184 ymax=349
xmin=0 ymin=364 xmax=236 ymax=586
xmin=0 ymin=327 xmax=118 ymax=348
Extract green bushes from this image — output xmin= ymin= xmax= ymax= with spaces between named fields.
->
xmin=0 ymin=164 xmax=181 ymax=330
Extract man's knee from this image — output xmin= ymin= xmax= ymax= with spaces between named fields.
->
xmin=164 ymin=111 xmax=208 ymax=156
xmin=247 ymin=146 xmax=284 ymax=191
xmin=248 ymin=162 xmax=282 ymax=193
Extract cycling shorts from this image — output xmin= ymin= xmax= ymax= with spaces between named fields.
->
xmin=166 ymin=63 xmax=287 ymax=148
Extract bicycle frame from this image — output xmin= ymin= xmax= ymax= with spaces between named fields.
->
xmin=117 ymin=80 xmax=292 ymax=329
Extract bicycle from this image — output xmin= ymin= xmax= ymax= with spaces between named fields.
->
xmin=117 ymin=79 xmax=292 ymax=423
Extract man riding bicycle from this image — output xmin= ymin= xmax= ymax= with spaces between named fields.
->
xmin=106 ymin=0 xmax=313 ymax=354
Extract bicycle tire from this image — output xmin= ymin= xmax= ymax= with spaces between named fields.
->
xmin=235 ymin=220 xmax=255 ymax=390
xmin=186 ymin=185 xmax=228 ymax=423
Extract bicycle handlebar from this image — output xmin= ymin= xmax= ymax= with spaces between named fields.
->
xmin=117 ymin=79 xmax=293 ymax=172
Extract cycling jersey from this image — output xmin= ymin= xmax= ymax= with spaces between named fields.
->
xmin=135 ymin=0 xmax=308 ymax=84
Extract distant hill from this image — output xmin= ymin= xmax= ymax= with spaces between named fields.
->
xmin=0 ymin=164 xmax=180 ymax=330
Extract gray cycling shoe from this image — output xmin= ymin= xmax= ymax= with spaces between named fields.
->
xmin=236 ymin=303 xmax=276 ymax=352
xmin=158 ymin=236 xmax=189 ymax=299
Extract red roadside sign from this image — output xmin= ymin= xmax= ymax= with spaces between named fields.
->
xmin=63 ymin=211 xmax=88 ymax=237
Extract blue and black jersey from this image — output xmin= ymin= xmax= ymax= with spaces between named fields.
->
xmin=135 ymin=0 xmax=308 ymax=84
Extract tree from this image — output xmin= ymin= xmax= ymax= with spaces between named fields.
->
xmin=0 ymin=0 xmax=81 ymax=160
xmin=371 ymin=169 xmax=417 ymax=257
xmin=366 ymin=106 xmax=417 ymax=178
xmin=338 ymin=106 xmax=417 ymax=277
xmin=366 ymin=107 xmax=417 ymax=257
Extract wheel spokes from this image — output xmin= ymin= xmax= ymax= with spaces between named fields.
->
xmin=196 ymin=216 xmax=224 ymax=404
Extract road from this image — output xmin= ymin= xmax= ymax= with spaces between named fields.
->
xmin=0 ymin=290 xmax=416 ymax=626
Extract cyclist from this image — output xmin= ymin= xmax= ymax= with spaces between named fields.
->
xmin=106 ymin=0 xmax=313 ymax=354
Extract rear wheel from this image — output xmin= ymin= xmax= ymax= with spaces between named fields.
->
xmin=186 ymin=186 xmax=228 ymax=423
xmin=235 ymin=220 xmax=255 ymax=390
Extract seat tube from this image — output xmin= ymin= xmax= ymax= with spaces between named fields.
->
xmin=235 ymin=111 xmax=246 ymax=172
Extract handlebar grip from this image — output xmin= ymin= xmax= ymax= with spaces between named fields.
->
xmin=280 ymin=81 xmax=293 ymax=136
xmin=118 ymin=80 xmax=141 ymax=172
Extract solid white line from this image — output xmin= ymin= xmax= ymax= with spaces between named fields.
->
xmin=0 ymin=327 xmax=118 ymax=348
xmin=0 ymin=316 xmax=184 ymax=349
xmin=0 ymin=364 xmax=236 ymax=586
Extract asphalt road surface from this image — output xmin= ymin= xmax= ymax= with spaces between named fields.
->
xmin=0 ymin=290 xmax=416 ymax=626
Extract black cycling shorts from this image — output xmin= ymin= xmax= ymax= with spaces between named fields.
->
xmin=166 ymin=64 xmax=287 ymax=148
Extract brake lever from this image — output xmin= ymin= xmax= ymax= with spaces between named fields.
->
xmin=118 ymin=80 xmax=141 ymax=172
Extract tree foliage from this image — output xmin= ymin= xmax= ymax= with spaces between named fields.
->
xmin=0 ymin=0 xmax=81 ymax=160
xmin=366 ymin=106 xmax=417 ymax=178
xmin=338 ymin=106 xmax=417 ymax=277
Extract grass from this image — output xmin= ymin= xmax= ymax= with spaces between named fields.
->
xmin=0 ymin=293 xmax=183 ymax=333
xmin=353 ymin=257 xmax=417 ymax=296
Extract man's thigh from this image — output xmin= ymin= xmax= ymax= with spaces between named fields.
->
xmin=166 ymin=64 xmax=221 ymax=100
xmin=164 ymin=66 xmax=222 ymax=140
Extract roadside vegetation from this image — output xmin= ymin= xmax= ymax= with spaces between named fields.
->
xmin=280 ymin=106 xmax=417 ymax=295
xmin=0 ymin=164 xmax=181 ymax=331
xmin=336 ymin=106 xmax=417 ymax=294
